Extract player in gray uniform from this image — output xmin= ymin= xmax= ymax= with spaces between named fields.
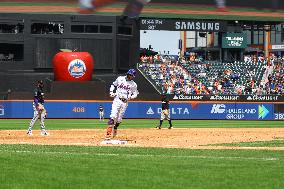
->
xmin=105 ymin=69 xmax=139 ymax=139
xmin=99 ymin=104 xmax=104 ymax=121
xmin=156 ymin=94 xmax=173 ymax=129
xmin=27 ymin=80 xmax=49 ymax=136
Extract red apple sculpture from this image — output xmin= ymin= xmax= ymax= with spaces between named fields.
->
xmin=52 ymin=51 xmax=94 ymax=81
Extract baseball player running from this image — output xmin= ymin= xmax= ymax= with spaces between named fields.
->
xmin=156 ymin=94 xmax=173 ymax=129
xmin=27 ymin=80 xmax=49 ymax=136
xmin=105 ymin=69 xmax=139 ymax=139
xmin=79 ymin=0 xmax=151 ymax=18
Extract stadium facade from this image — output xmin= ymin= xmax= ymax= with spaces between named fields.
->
xmin=0 ymin=5 xmax=284 ymax=100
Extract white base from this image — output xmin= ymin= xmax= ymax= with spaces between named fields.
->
xmin=101 ymin=140 xmax=128 ymax=145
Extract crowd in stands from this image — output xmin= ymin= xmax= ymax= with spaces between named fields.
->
xmin=138 ymin=54 xmax=284 ymax=95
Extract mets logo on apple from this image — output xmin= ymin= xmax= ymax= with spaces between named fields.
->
xmin=68 ymin=59 xmax=87 ymax=78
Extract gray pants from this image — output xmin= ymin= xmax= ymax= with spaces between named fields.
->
xmin=27 ymin=103 xmax=47 ymax=132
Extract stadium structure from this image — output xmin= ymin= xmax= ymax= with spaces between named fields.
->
xmin=0 ymin=0 xmax=284 ymax=102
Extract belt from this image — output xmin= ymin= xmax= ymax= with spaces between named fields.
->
xmin=119 ymin=98 xmax=128 ymax=103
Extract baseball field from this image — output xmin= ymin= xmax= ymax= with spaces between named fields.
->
xmin=1 ymin=119 xmax=284 ymax=189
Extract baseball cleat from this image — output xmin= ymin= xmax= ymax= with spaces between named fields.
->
xmin=105 ymin=126 xmax=113 ymax=139
xmin=27 ymin=131 xmax=33 ymax=136
xmin=156 ymin=126 xmax=161 ymax=129
xmin=104 ymin=134 xmax=112 ymax=140
xmin=168 ymin=126 xmax=173 ymax=129
xmin=112 ymin=128 xmax=118 ymax=138
xmin=41 ymin=131 xmax=49 ymax=136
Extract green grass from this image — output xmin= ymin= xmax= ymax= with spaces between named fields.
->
xmin=0 ymin=119 xmax=284 ymax=189
xmin=211 ymin=138 xmax=284 ymax=147
xmin=1 ymin=119 xmax=284 ymax=130
xmin=1 ymin=119 xmax=284 ymax=188
xmin=0 ymin=144 xmax=284 ymax=189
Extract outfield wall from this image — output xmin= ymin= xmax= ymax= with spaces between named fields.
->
xmin=1 ymin=101 xmax=284 ymax=120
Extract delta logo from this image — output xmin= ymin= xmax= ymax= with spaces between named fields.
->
xmin=258 ymin=105 xmax=269 ymax=119
xmin=68 ymin=59 xmax=86 ymax=78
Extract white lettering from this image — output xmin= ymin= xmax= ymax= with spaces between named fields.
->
xmin=177 ymin=108 xmax=182 ymax=114
xmin=181 ymin=22 xmax=187 ymax=30
xmin=188 ymin=22 xmax=195 ymax=30
xmin=174 ymin=21 xmax=222 ymax=31
xmin=208 ymin=23 xmax=214 ymax=30
xmin=175 ymin=22 xmax=180 ymax=30
xmin=157 ymin=108 xmax=189 ymax=115
xmin=183 ymin=108 xmax=189 ymax=114
xmin=201 ymin=23 xmax=207 ymax=30
xmin=196 ymin=22 xmax=200 ymax=30
xmin=215 ymin=23 xmax=219 ymax=30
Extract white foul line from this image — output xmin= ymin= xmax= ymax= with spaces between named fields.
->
xmin=0 ymin=150 xmax=279 ymax=161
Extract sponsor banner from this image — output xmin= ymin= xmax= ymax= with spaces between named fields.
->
xmin=272 ymin=45 xmax=284 ymax=50
xmin=140 ymin=18 xmax=227 ymax=31
xmin=0 ymin=101 xmax=274 ymax=120
xmin=171 ymin=95 xmax=241 ymax=101
xmin=171 ymin=95 xmax=284 ymax=102
xmin=222 ymin=33 xmax=247 ymax=49
xmin=206 ymin=103 xmax=272 ymax=120
xmin=245 ymin=95 xmax=281 ymax=102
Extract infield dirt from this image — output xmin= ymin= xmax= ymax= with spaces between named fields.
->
xmin=1 ymin=128 xmax=284 ymax=150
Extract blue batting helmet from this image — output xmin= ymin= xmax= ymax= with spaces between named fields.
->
xmin=127 ymin=69 xmax=136 ymax=77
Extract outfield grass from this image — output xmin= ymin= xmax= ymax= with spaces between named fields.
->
xmin=211 ymin=138 xmax=284 ymax=147
xmin=0 ymin=144 xmax=284 ymax=189
xmin=1 ymin=119 xmax=284 ymax=189
xmin=0 ymin=119 xmax=284 ymax=130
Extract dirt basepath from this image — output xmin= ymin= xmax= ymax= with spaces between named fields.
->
xmin=1 ymin=128 xmax=284 ymax=150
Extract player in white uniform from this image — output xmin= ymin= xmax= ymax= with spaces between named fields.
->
xmin=79 ymin=0 xmax=151 ymax=18
xmin=215 ymin=0 xmax=226 ymax=11
xmin=105 ymin=69 xmax=139 ymax=139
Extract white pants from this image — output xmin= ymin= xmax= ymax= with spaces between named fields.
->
xmin=99 ymin=111 xmax=104 ymax=120
xmin=110 ymin=98 xmax=128 ymax=123
xmin=161 ymin=109 xmax=171 ymax=120
xmin=215 ymin=0 xmax=225 ymax=8
xmin=28 ymin=103 xmax=46 ymax=131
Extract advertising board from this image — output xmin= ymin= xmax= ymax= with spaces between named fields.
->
xmin=0 ymin=101 xmax=277 ymax=120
